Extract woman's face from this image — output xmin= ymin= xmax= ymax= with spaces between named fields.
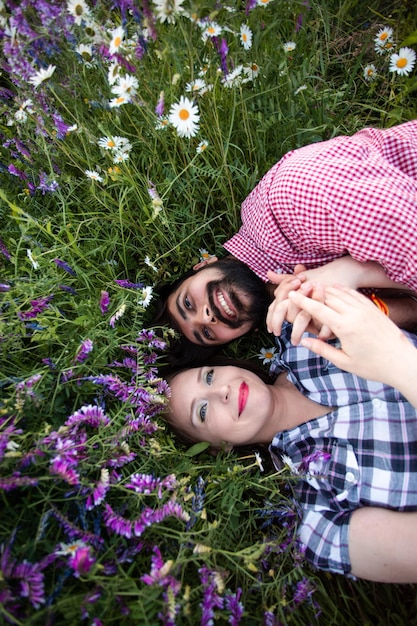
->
xmin=168 ymin=365 xmax=275 ymax=449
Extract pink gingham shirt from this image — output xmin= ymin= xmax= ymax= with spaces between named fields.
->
xmin=224 ymin=120 xmax=417 ymax=290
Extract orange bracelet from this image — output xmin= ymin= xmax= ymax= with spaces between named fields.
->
xmin=370 ymin=293 xmax=389 ymax=316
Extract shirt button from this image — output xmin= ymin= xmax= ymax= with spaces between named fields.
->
xmin=372 ymin=398 xmax=382 ymax=408
xmin=345 ymin=471 xmax=355 ymax=483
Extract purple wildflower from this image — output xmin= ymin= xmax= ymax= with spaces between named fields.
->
xmin=8 ymin=163 xmax=28 ymax=179
xmin=299 ymin=450 xmax=332 ymax=475
xmin=68 ymin=545 xmax=96 ymax=577
xmin=37 ymin=172 xmax=59 ymax=194
xmin=225 ymin=588 xmax=244 ymax=625
xmin=246 ymin=0 xmax=258 ymax=14
xmin=59 ymin=284 xmax=77 ymax=295
xmin=65 ymin=404 xmax=110 ymax=429
xmin=17 ymin=295 xmax=54 ymax=321
xmin=155 ymin=91 xmax=165 ymax=117
xmin=0 ymin=541 xmax=45 ymax=609
xmin=114 ymin=279 xmax=145 ymax=289
xmin=199 ymin=567 xmax=224 ymax=625
xmin=86 ymin=468 xmax=111 ymax=510
xmin=52 ymin=111 xmax=71 ymax=139
xmin=125 ymin=473 xmax=177 ymax=497
xmin=218 ymin=38 xmax=229 ymax=75
xmin=53 ymin=258 xmax=76 ymax=276
xmin=293 ymin=577 xmax=315 ymax=605
xmin=100 ymin=290 xmax=110 ymax=314
xmin=74 ymin=338 xmax=94 ymax=363
xmin=0 ymin=475 xmax=39 ymax=491
xmin=0 ymin=237 xmax=11 ymax=260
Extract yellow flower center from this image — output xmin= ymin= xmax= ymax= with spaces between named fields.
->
xmin=397 ymin=58 xmax=407 ymax=68
xmin=114 ymin=36 xmax=121 ymax=47
xmin=242 ymin=34 xmax=247 ymax=42
xmin=379 ymin=32 xmax=388 ymax=41
xmin=108 ymin=140 xmax=115 ymax=148
xmin=75 ymin=4 xmax=83 ymax=15
xmin=264 ymin=351 xmax=273 ymax=359
xmin=367 ymin=68 xmax=373 ymax=76
xmin=208 ymin=27 xmax=215 ymax=34
xmin=179 ymin=108 xmax=190 ymax=121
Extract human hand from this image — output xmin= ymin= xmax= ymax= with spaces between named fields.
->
xmin=288 ymin=285 xmax=416 ymax=387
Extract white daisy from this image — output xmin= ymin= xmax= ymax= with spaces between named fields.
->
xmin=281 ymin=454 xmax=300 ymax=475
xmin=27 ymin=249 xmax=39 ymax=270
xmin=67 ymin=0 xmax=91 ymax=25
xmin=201 ymin=22 xmax=222 ymax=41
xmin=185 ymin=78 xmax=208 ymax=95
xmin=144 ymin=256 xmax=158 ymax=272
xmin=389 ymin=47 xmax=416 ymax=76
xmin=283 ymin=41 xmax=296 ymax=53
xmin=258 ymin=346 xmax=277 ymax=364
xmin=108 ymin=25 xmax=125 ymax=55
xmin=254 ymin=451 xmax=264 ymax=472
xmin=111 ymin=74 xmax=139 ymax=99
xmin=168 ymin=96 xmax=200 ymax=138
xmin=113 ymin=151 xmax=130 ymax=163
xmin=14 ymin=99 xmax=34 ymax=123
xmin=240 ymin=24 xmax=253 ymax=50
xmin=76 ymin=43 xmax=94 ymax=65
xmin=196 ymin=140 xmax=209 ymax=154
xmin=374 ymin=26 xmax=394 ymax=48
xmin=222 ymin=65 xmax=243 ymax=88
xmin=363 ymin=64 xmax=377 ymax=81
xmin=153 ymin=0 xmax=185 ymax=24
xmin=140 ymin=286 xmax=153 ymax=308
xmin=257 ymin=0 xmax=272 ymax=5
xmin=109 ymin=95 xmax=129 ymax=108
xmin=107 ymin=61 xmax=121 ymax=85
xmin=98 ymin=136 xmax=125 ymax=151
xmin=243 ymin=62 xmax=260 ymax=81
xmin=28 ymin=65 xmax=56 ymax=88
xmin=155 ymin=116 xmax=170 ymax=130
xmin=85 ymin=169 xmax=103 ymax=182
xmin=56 ymin=540 xmax=87 ymax=556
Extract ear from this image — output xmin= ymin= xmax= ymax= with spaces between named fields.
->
xmin=193 ymin=256 xmax=219 ymax=271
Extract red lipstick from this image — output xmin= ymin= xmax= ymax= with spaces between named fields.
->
xmin=238 ymin=382 xmax=248 ymax=416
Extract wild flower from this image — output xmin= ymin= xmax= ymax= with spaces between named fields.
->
xmin=85 ymin=169 xmax=104 ymax=181
xmin=100 ymin=290 xmax=110 ymax=314
xmin=374 ymin=26 xmax=394 ymax=52
xmin=155 ymin=91 xmax=165 ymax=116
xmin=199 ymin=567 xmax=225 ymax=623
xmin=389 ymin=47 xmax=416 ymax=76
xmin=168 ymin=96 xmax=200 ymax=138
xmin=222 ymin=65 xmax=244 ymax=87
xmin=115 ymin=279 xmax=145 ymax=289
xmin=108 ymin=25 xmax=125 ymax=55
xmin=28 ymin=65 xmax=56 ymax=88
xmin=26 ymin=249 xmax=40 ymax=270
xmin=185 ymin=78 xmax=208 ymax=95
xmin=240 ymin=24 xmax=253 ymax=50
xmin=54 ymin=258 xmax=76 ymax=275
xmin=144 ymin=256 xmax=158 ymax=272
xmin=67 ymin=0 xmax=92 ymax=25
xmin=154 ymin=0 xmax=185 ymax=24
xmin=18 ymin=295 xmax=54 ymax=321
xmin=258 ymin=346 xmax=276 ymax=364
xmin=201 ymin=22 xmax=222 ymax=41
xmin=74 ymin=338 xmax=94 ymax=363
xmin=283 ymin=41 xmax=296 ymax=52
xmin=111 ymin=74 xmax=139 ymax=99
xmin=225 ymin=588 xmax=244 ymax=625
xmin=140 ymin=286 xmax=153 ymax=308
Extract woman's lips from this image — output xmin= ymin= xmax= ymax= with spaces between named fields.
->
xmin=238 ymin=382 xmax=248 ymax=416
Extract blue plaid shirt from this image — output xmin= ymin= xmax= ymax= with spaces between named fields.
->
xmin=269 ymin=324 xmax=417 ymax=577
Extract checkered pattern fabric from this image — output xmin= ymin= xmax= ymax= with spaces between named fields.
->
xmin=224 ymin=120 xmax=417 ymax=290
xmin=269 ymin=324 xmax=417 ymax=576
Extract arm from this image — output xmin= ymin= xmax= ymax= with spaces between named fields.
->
xmin=349 ymin=508 xmax=417 ymax=583
xmin=288 ymin=286 xmax=417 ymax=407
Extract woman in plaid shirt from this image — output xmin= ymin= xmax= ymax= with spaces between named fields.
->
xmin=167 ymin=290 xmax=417 ymax=582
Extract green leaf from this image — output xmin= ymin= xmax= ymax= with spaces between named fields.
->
xmin=185 ymin=441 xmax=211 ymax=456
xmin=400 ymin=31 xmax=417 ymax=47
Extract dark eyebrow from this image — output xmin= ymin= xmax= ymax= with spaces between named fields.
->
xmin=175 ymin=292 xmax=212 ymax=346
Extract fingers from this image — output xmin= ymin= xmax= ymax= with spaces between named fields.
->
xmin=288 ymin=289 xmax=337 ymax=328
xmin=300 ymin=336 xmax=346 ymax=368
xmin=266 ymin=298 xmax=289 ymax=336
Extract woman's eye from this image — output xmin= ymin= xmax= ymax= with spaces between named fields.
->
xmin=205 ymin=369 xmax=214 ymax=385
xmin=184 ymin=296 xmax=192 ymax=309
xmin=203 ymin=327 xmax=212 ymax=340
xmin=198 ymin=403 xmax=207 ymax=422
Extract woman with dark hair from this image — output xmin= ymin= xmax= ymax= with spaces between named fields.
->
xmin=164 ymin=305 xmax=417 ymax=584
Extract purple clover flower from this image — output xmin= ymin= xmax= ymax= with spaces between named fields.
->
xmin=155 ymin=92 xmax=165 ymax=117
xmin=225 ymin=588 xmax=244 ymax=625
xmin=100 ymin=290 xmax=110 ymax=314
xmin=126 ymin=473 xmax=177 ymax=497
xmin=0 ymin=237 xmax=11 ymax=260
xmin=68 ymin=545 xmax=96 ymax=577
xmin=17 ymin=295 xmax=54 ymax=321
xmin=54 ymin=258 xmax=76 ymax=276
xmin=65 ymin=404 xmax=110 ymax=429
xmin=114 ymin=279 xmax=145 ymax=289
xmin=199 ymin=567 xmax=224 ymax=625
xmin=74 ymin=338 xmax=93 ymax=363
